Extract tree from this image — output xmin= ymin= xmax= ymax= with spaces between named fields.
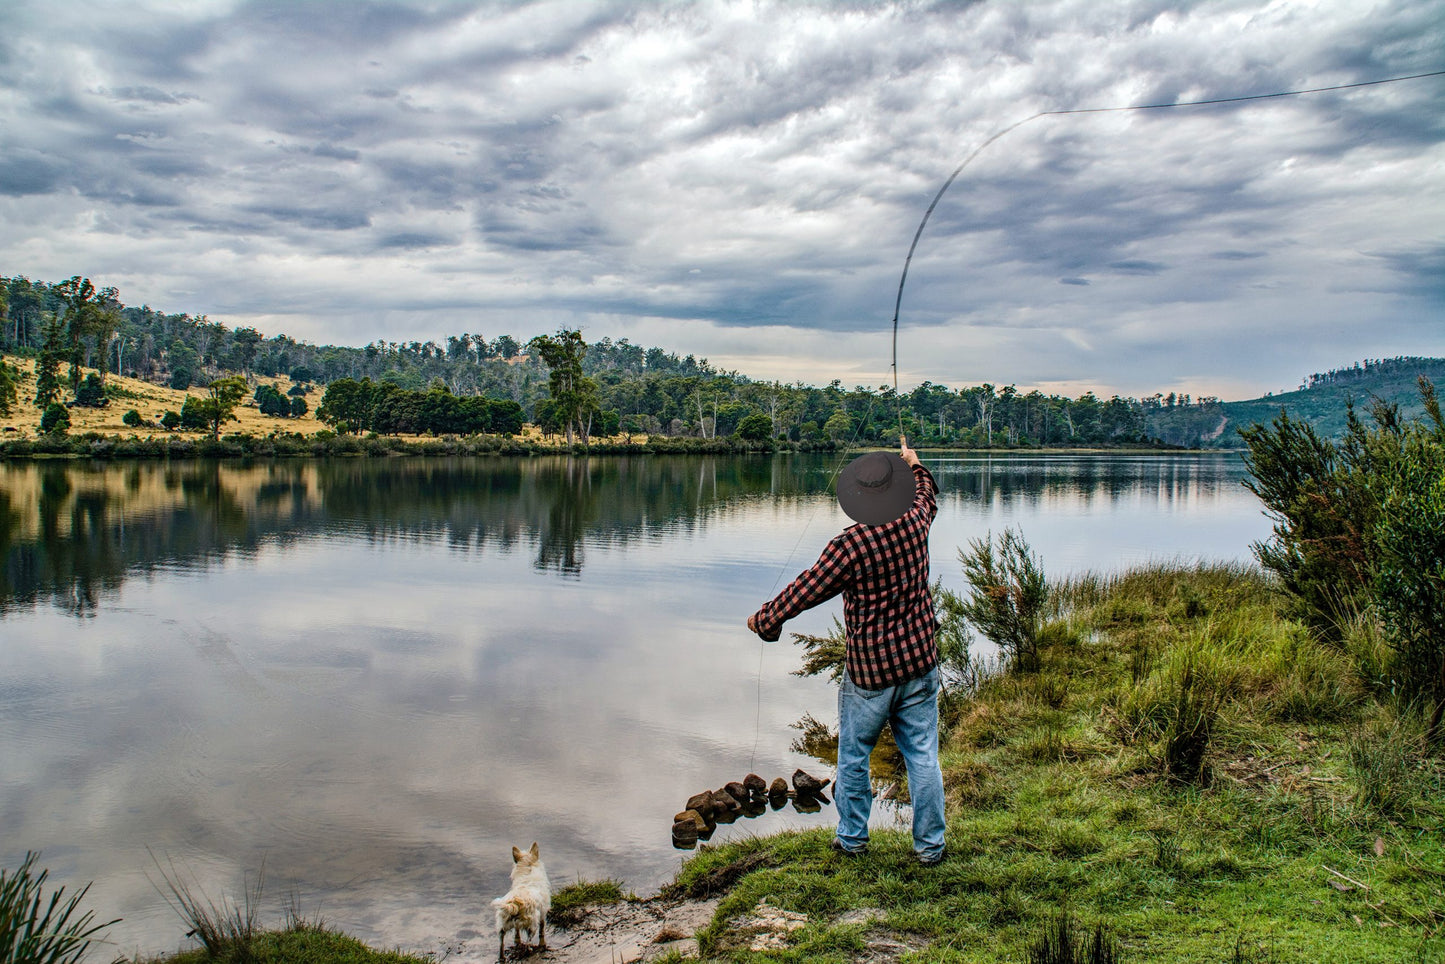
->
xmin=34 ymin=316 xmax=65 ymax=407
xmin=183 ymin=376 xmax=247 ymax=438
xmin=122 ymin=409 xmax=144 ymax=428
xmin=736 ymin=411 xmax=772 ymax=442
xmin=316 ymin=377 xmax=374 ymax=433
xmin=529 ymin=329 xmax=599 ymax=445
xmin=958 ymin=528 xmax=1047 ymax=673
xmin=0 ymin=360 xmax=17 ymax=417
xmin=231 ymin=327 xmax=263 ymax=379
xmin=160 ymin=409 xmax=182 ymax=431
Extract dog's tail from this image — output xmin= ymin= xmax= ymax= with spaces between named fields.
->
xmin=492 ymin=895 xmax=528 ymax=920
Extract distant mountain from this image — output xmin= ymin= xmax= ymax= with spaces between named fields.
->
xmin=1213 ymin=357 xmax=1445 ymax=446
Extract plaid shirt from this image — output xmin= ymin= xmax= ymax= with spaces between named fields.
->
xmin=752 ymin=463 xmax=939 ymax=690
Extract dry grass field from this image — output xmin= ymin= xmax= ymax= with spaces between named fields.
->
xmin=2 ymin=354 xmax=329 ymax=439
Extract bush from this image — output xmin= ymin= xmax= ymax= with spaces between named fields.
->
xmin=1243 ymin=378 xmax=1445 ymax=741
xmin=160 ymin=409 xmax=182 ymax=431
xmin=122 ymin=408 xmax=144 ymax=427
xmin=169 ymin=367 xmax=191 ymax=390
xmin=73 ymin=372 xmax=106 ymax=407
xmin=1 ymin=852 xmax=118 ymax=964
xmin=39 ymin=401 xmax=70 ymax=435
xmin=958 ymin=527 xmax=1047 ymax=672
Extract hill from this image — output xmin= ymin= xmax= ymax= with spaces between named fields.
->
xmin=1215 ymin=356 xmax=1445 ymax=443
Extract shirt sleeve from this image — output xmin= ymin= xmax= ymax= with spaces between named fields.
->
xmin=750 ymin=535 xmax=855 ymax=641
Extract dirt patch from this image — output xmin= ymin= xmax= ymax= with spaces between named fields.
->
xmin=434 ymin=895 xmax=721 ymax=964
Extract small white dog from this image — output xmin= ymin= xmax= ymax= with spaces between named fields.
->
xmin=492 ymin=841 xmax=551 ymax=961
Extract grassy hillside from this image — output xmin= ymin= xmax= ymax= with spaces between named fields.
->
xmin=1216 ymin=356 xmax=1445 ymax=444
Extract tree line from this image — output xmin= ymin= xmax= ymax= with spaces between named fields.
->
xmin=0 ymin=271 xmax=1362 ymax=449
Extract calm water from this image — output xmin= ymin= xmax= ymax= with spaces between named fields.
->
xmin=0 ymin=453 xmax=1268 ymax=957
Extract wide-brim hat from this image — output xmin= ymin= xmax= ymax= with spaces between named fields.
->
xmin=837 ymin=451 xmax=914 ymax=526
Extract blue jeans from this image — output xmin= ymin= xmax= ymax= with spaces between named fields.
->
xmin=835 ymin=667 xmax=946 ymax=859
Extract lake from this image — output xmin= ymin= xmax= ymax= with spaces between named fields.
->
xmin=0 ymin=452 xmax=1270 ymax=958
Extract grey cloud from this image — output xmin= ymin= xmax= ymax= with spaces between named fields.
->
xmin=106 ymin=85 xmax=197 ymax=105
xmin=0 ymin=152 xmax=67 ymax=195
xmin=1108 ymin=260 xmax=1168 ymax=276
xmin=312 ymin=143 xmax=362 ymax=161
xmin=1060 ymin=277 xmax=1090 ymax=286
xmin=377 ymin=232 xmax=456 ymax=249
xmin=245 ymin=204 xmax=372 ymax=231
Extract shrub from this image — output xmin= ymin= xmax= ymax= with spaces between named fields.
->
xmin=1 ymin=851 xmax=118 ymax=964
xmin=73 ymin=372 xmax=106 ymax=407
xmin=959 ymin=527 xmax=1047 ymax=672
xmin=122 ymin=408 xmax=144 ymax=427
xmin=160 ymin=409 xmax=182 ymax=431
xmin=169 ymin=367 xmax=191 ymax=390
xmin=39 ymin=401 xmax=70 ymax=435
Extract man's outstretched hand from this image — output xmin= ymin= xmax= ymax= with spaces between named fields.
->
xmin=747 ymin=613 xmax=759 ymax=634
xmin=900 ymin=435 xmax=920 ymax=468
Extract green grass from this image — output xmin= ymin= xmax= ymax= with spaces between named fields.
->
xmin=662 ymin=563 xmax=1445 ymax=962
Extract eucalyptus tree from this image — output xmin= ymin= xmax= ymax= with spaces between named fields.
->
xmin=529 ymin=328 xmax=600 ymax=445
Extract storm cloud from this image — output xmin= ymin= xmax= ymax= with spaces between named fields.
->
xmin=1 ymin=0 xmax=1441 ymax=398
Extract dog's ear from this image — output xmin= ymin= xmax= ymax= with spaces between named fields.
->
xmin=512 ymin=846 xmax=522 ymax=862
xmin=528 ymin=842 xmax=539 ymax=859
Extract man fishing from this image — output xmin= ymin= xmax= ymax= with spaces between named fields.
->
xmin=747 ymin=437 xmax=945 ymax=865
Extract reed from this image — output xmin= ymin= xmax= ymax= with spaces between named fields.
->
xmin=0 ymin=852 xmax=118 ymax=964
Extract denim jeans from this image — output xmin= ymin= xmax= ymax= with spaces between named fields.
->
xmin=835 ymin=666 xmax=946 ymax=859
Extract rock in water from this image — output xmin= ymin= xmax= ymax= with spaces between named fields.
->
xmin=724 ymin=781 xmax=750 ymax=803
xmin=768 ymin=777 xmax=790 ymax=801
xmin=743 ymin=773 xmax=768 ymax=797
xmin=793 ymin=769 xmax=831 ymax=797
xmin=711 ymin=789 xmax=742 ymax=813
xmin=674 ymin=809 xmax=709 ymax=831
xmin=686 ymin=792 xmax=717 ymax=819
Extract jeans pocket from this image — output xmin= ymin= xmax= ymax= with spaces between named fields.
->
xmin=844 ymin=675 xmax=886 ymax=701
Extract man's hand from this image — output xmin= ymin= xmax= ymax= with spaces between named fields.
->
xmin=900 ymin=435 xmax=920 ymax=468
xmin=747 ymin=613 xmax=759 ymax=634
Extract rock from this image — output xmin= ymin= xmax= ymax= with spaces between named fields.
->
xmin=686 ymin=792 xmax=716 ymax=819
xmin=671 ymin=820 xmax=699 ymax=846
xmin=743 ymin=773 xmax=768 ymax=797
xmin=723 ymin=781 xmax=749 ymax=803
xmin=768 ymin=777 xmax=790 ymax=800
xmin=711 ymin=789 xmax=741 ymax=813
xmin=792 ymin=768 xmax=831 ymax=797
xmin=673 ymin=809 xmax=709 ymax=831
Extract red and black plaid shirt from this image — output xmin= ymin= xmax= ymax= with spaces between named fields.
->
xmin=752 ymin=463 xmax=939 ymax=690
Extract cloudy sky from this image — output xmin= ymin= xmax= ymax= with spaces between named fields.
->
xmin=2 ymin=1 xmax=1441 ymax=400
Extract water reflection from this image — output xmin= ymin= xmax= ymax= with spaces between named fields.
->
xmin=0 ymin=454 xmax=1251 ymax=616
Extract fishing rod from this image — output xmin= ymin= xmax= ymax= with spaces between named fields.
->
xmin=887 ymin=68 xmax=1445 ymax=426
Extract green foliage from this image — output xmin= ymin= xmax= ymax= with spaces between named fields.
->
xmin=316 ymin=376 xmax=520 ymax=437
xmin=160 ymin=409 xmax=182 ymax=431
xmin=254 ymin=383 xmax=294 ymax=417
xmin=169 ymin=367 xmax=191 ymax=390
xmin=39 ymin=401 xmax=70 ymax=435
xmin=959 ymin=527 xmax=1047 ymax=672
xmin=735 ymin=411 xmax=772 ymax=442
xmin=1242 ymin=378 xmax=1445 ymax=739
xmin=529 ymin=328 xmax=601 ymax=444
xmin=122 ymin=408 xmax=144 ymax=427
xmin=73 ymin=372 xmax=106 ymax=407
xmin=0 ymin=359 xmax=17 ymax=416
xmin=1 ymin=851 xmax=118 ymax=964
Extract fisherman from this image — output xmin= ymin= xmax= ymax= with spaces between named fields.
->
xmin=747 ymin=437 xmax=945 ymax=865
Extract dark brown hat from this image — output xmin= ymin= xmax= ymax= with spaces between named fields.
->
xmin=836 ymin=451 xmax=914 ymax=526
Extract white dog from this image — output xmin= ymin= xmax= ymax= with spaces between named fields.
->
xmin=492 ymin=842 xmax=551 ymax=961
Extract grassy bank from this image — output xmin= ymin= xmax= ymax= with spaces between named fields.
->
xmin=20 ymin=564 xmax=1443 ymax=963
xmin=665 ymin=562 xmax=1444 ymax=962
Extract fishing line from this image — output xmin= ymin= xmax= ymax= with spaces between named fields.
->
xmin=888 ymin=68 xmax=1445 ymax=407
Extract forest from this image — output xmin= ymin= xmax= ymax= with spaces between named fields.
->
xmin=3 ymin=273 xmax=1437 ymax=448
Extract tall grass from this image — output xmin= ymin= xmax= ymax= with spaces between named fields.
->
xmin=1 ymin=852 xmax=118 ymax=964
xmin=148 ymin=852 xmax=264 ymax=961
